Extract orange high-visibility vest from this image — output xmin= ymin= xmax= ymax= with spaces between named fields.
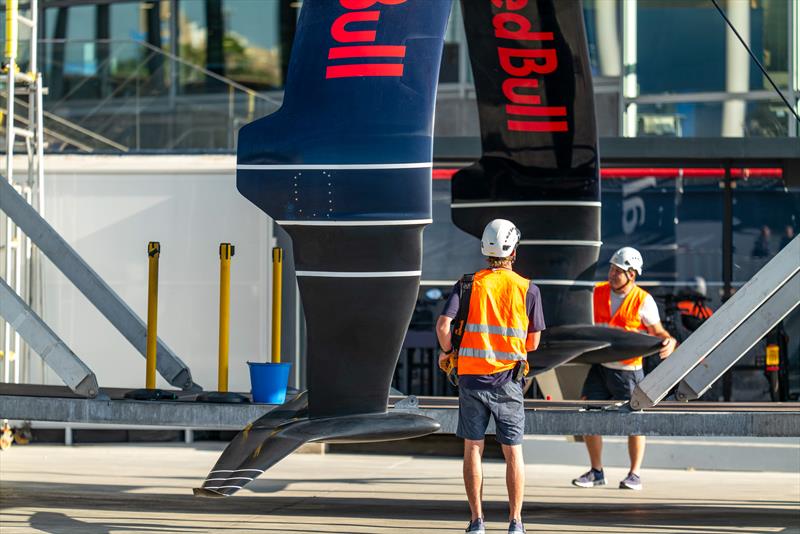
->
xmin=457 ymin=269 xmax=530 ymax=375
xmin=593 ymin=281 xmax=649 ymax=368
xmin=677 ymin=300 xmax=713 ymax=320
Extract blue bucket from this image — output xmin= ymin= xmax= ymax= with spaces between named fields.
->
xmin=247 ymin=362 xmax=292 ymax=404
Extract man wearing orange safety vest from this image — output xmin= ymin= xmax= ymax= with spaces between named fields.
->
xmin=572 ymin=247 xmax=676 ymax=491
xmin=436 ymin=219 xmax=545 ymax=534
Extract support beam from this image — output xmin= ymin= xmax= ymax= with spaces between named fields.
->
xmin=0 ymin=278 xmax=98 ymax=397
xmin=0 ymin=391 xmax=797 ymax=437
xmin=410 ymin=406 xmax=800 ymax=438
xmin=631 ymin=237 xmax=800 ymax=410
xmin=0 ymin=177 xmax=200 ymax=391
xmin=676 ymin=271 xmax=800 ymax=401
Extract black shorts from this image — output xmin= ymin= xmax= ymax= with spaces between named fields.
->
xmin=581 ymin=364 xmax=644 ymax=401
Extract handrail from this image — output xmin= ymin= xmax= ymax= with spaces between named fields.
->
xmin=1 ymin=91 xmax=129 ymax=152
xmin=39 ymin=38 xmax=282 ymax=106
xmin=0 ymin=92 xmax=94 ymax=152
xmin=133 ymin=38 xmax=280 ymax=105
xmin=7 ymin=94 xmax=129 ymax=152
xmin=41 ymin=106 xmax=129 ymax=152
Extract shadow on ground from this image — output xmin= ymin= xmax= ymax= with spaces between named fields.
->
xmin=2 ymin=481 xmax=798 ymax=533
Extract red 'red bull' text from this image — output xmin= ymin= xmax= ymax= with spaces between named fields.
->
xmin=492 ymin=0 xmax=567 ymax=132
xmin=326 ymin=0 xmax=407 ymax=79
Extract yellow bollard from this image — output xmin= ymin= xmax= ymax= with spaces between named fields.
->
xmin=124 ymin=241 xmax=176 ymax=401
xmin=196 ymin=243 xmax=247 ymax=404
xmin=145 ymin=241 xmax=160 ymax=390
xmin=218 ymin=243 xmax=234 ymax=392
xmin=271 ymin=247 xmax=282 ymax=364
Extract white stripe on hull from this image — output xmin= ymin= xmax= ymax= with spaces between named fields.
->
xmin=451 ymin=201 xmax=601 ymax=208
xmin=519 ymin=240 xmax=602 ymax=246
xmin=238 ymin=163 xmax=431 ymax=170
xmin=533 ymin=280 xmax=597 ymax=287
xmin=277 ymin=219 xmax=431 ymax=226
xmin=296 ymin=270 xmax=421 ymax=278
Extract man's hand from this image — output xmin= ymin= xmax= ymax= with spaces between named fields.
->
xmin=645 ymin=321 xmax=677 ymax=359
xmin=438 ymin=351 xmax=451 ymax=368
xmin=659 ymin=336 xmax=677 ymax=359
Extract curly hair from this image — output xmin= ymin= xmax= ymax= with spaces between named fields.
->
xmin=487 ymin=256 xmax=514 ymax=268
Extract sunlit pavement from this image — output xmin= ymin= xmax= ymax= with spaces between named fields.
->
xmin=1 ymin=443 xmax=798 ymax=533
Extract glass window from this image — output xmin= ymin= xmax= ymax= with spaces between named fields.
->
xmin=732 ymin=171 xmax=799 ymax=283
xmin=178 ymin=0 xmax=289 ymax=92
xmin=637 ymin=0 xmax=789 ymax=95
xmin=42 ymin=2 xmax=171 ymax=102
xmin=636 ymin=99 xmax=790 ymax=137
xmin=62 ymin=6 xmax=96 ymax=76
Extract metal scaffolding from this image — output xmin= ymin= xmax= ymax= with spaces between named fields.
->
xmin=0 ymin=7 xmax=200 ymax=394
xmin=2 ymin=0 xmax=45 ymax=386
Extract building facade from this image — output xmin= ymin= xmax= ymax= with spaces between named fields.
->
xmin=1 ymin=0 xmax=798 ymax=399
xmin=0 ymin=0 xmax=792 ymax=152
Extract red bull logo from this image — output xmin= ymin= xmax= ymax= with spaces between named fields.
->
xmin=492 ymin=0 xmax=567 ymax=132
xmin=326 ymin=0 xmax=408 ymax=79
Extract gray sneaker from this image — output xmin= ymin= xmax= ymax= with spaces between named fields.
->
xmin=508 ymin=518 xmax=526 ymax=533
xmin=619 ymin=472 xmax=643 ymax=490
xmin=572 ymin=468 xmax=606 ymax=488
xmin=465 ymin=517 xmax=485 ymax=534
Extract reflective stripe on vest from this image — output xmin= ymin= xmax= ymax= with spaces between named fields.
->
xmin=458 ymin=269 xmax=530 ymax=376
xmin=458 ymin=347 xmax=528 ymax=361
xmin=464 ymin=323 xmax=527 ymax=339
xmin=593 ymin=281 xmax=649 ymax=368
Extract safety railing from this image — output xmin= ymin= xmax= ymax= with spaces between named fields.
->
xmin=36 ymin=38 xmax=281 ymax=152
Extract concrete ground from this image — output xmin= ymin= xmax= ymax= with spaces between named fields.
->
xmin=1 ymin=443 xmax=798 ymax=533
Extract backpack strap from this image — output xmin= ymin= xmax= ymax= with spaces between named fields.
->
xmin=451 ymin=273 xmax=475 ymax=353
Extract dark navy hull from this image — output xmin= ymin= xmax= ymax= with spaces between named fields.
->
xmin=238 ymin=167 xmax=432 ymax=223
xmin=197 ymin=0 xmax=451 ymax=496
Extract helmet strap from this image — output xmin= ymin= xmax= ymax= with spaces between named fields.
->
xmin=611 ymin=270 xmax=635 ymax=293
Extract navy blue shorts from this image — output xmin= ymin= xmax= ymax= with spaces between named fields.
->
xmin=457 ymin=380 xmax=525 ymax=446
xmin=581 ymin=364 xmax=644 ymax=401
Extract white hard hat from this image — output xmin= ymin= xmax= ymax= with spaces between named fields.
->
xmin=610 ymin=246 xmax=643 ymax=275
xmin=693 ymin=276 xmax=707 ymax=297
xmin=481 ymin=219 xmax=520 ymax=258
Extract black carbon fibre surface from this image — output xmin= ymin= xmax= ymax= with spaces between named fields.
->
xmin=450 ymin=205 xmax=601 ymax=242
xmin=533 ymin=285 xmax=594 ymax=327
xmin=453 ymin=0 xmax=600 ymax=328
xmin=515 ymin=245 xmax=600 ymax=281
xmin=287 ymin=225 xmax=424 ymax=272
xmin=299 ymin=275 xmax=420 ymax=418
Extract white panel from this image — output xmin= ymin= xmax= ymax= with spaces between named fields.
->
xmin=39 ymin=155 xmax=271 ymax=393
